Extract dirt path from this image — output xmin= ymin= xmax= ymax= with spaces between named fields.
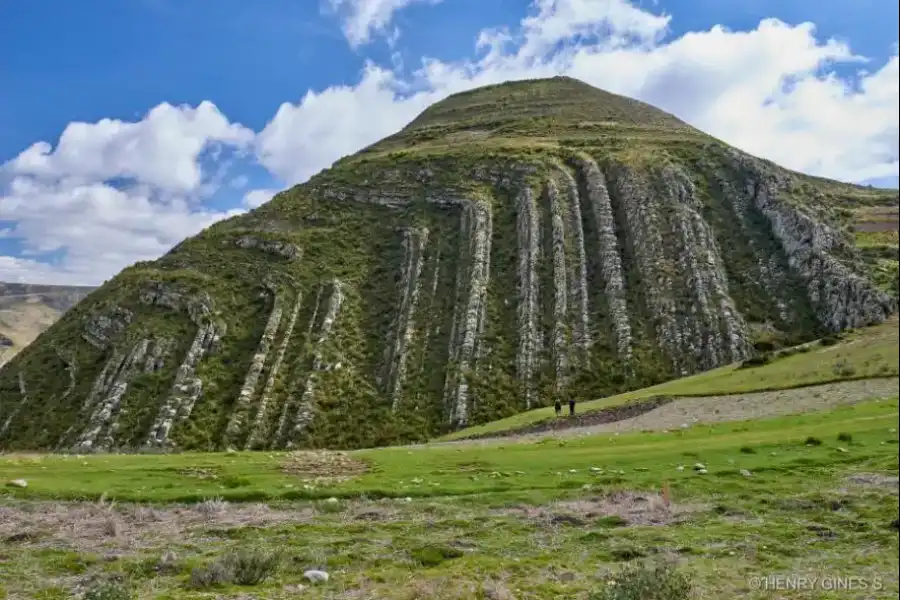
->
xmin=425 ymin=377 xmax=899 ymax=447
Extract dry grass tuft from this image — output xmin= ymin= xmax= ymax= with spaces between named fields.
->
xmin=280 ymin=450 xmax=369 ymax=484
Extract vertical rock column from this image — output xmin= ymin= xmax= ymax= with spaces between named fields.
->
xmin=290 ymin=279 xmax=345 ymax=440
xmin=573 ymin=157 xmax=633 ymax=362
xmin=545 ymin=180 xmax=570 ymax=394
xmin=445 ymin=201 xmax=493 ymax=428
xmin=246 ymin=290 xmax=303 ymax=449
xmin=515 ymin=187 xmax=542 ymax=410
xmin=554 ymin=165 xmax=592 ymax=355
xmin=224 ymin=287 xmax=284 ymax=446
xmin=386 ymin=227 xmax=430 ymax=412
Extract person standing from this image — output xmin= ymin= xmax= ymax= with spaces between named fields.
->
xmin=554 ymin=398 xmax=562 ymax=417
xmin=568 ymin=395 xmax=576 ymax=417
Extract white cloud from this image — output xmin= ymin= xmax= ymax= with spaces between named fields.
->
xmin=11 ymin=101 xmax=254 ymax=194
xmin=2 ymin=0 xmax=898 ymax=285
xmin=243 ymin=188 xmax=279 ymax=208
xmin=0 ymin=102 xmax=252 ymax=285
xmin=326 ymin=0 xmax=443 ymax=48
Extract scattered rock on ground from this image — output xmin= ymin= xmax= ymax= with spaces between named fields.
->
xmin=5 ymin=479 xmax=27 ymax=488
xmin=303 ymin=569 xmax=329 ymax=583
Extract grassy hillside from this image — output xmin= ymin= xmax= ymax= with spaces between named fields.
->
xmin=442 ymin=316 xmax=899 ymax=441
xmin=1 ymin=397 xmax=897 ymax=598
xmin=0 ymin=76 xmax=896 ymax=453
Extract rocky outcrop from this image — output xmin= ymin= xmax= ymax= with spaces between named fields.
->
xmin=82 ymin=307 xmax=133 ymax=350
xmin=444 ymin=202 xmax=493 ymax=427
xmin=246 ymin=290 xmax=303 ymax=450
xmin=545 ymin=180 xmax=570 ymax=393
xmin=142 ymin=284 xmax=223 ymax=448
xmin=385 ymin=227 xmax=429 ymax=411
xmin=515 ymin=187 xmax=542 ymax=409
xmin=289 ymin=280 xmax=345 ymax=441
xmin=233 ymin=235 xmax=302 ymax=260
xmin=554 ymin=165 xmax=592 ymax=355
xmin=573 ymin=156 xmax=633 ymax=362
xmin=0 ymin=373 xmax=27 ymax=438
xmin=224 ymin=286 xmax=284 ymax=446
xmin=73 ymin=338 xmax=172 ymax=451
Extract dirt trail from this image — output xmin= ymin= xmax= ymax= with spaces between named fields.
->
xmin=426 ymin=377 xmax=899 ymax=447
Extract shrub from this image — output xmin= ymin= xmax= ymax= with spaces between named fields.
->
xmin=832 ymin=360 xmax=856 ymax=378
xmin=739 ymin=446 xmax=756 ymax=454
xmin=84 ymin=582 xmax=133 ymax=600
xmin=410 ymin=544 xmax=464 ymax=567
xmin=837 ymin=433 xmax=853 ymax=443
xmin=189 ymin=548 xmax=281 ymax=589
xmin=805 ymin=436 xmax=823 ymax=446
xmin=590 ymin=563 xmax=692 ymax=600
xmin=225 ymin=548 xmax=281 ymax=585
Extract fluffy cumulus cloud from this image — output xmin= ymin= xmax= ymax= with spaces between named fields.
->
xmin=326 ymin=0 xmax=443 ymax=48
xmin=2 ymin=0 xmax=898 ymax=285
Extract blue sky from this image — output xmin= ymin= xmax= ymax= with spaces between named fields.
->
xmin=0 ymin=0 xmax=897 ymax=284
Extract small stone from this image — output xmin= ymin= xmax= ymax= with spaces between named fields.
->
xmin=589 ymin=467 xmax=602 ymax=472
xmin=6 ymin=479 xmax=27 ymax=489
xmin=568 ymin=469 xmax=578 ymax=473
xmin=680 ymin=423 xmax=689 ymax=429
xmin=404 ymin=497 xmax=412 ymax=503
xmin=303 ymin=569 xmax=329 ymax=583
xmin=325 ymin=497 xmax=339 ymax=504
xmin=515 ymin=471 xmax=526 ymax=475
xmin=582 ymin=484 xmax=592 ymax=491
xmin=696 ymin=469 xmax=708 ymax=475
xmin=676 ymin=466 xmax=685 ymax=471
xmin=693 ymin=463 xmax=706 ymax=470
xmin=837 ymin=447 xmax=849 ymax=453
xmin=740 ymin=469 xmax=752 ymax=477
xmin=225 ymin=448 xmax=236 ymax=454
xmin=558 ymin=571 xmax=576 ymax=582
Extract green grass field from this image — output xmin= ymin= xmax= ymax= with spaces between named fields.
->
xmin=439 ymin=318 xmax=899 ymax=441
xmin=2 ymin=396 xmax=899 ymax=599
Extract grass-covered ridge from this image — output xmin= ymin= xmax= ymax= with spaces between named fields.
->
xmin=1 ymin=397 xmax=898 ymax=598
xmin=443 ymin=316 xmax=899 ymax=441
xmin=0 ymin=76 xmax=896 ymax=453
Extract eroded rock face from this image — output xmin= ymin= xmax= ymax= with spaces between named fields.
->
xmin=82 ymin=307 xmax=134 ymax=350
xmin=233 ymin=235 xmax=302 ymax=260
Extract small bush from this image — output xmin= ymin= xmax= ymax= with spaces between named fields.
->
xmin=189 ymin=560 xmax=233 ymax=589
xmin=805 ymin=436 xmax=823 ymax=446
xmin=832 ymin=360 xmax=856 ymax=378
xmin=837 ymin=433 xmax=853 ymax=443
xmin=84 ymin=582 xmax=133 ymax=600
xmin=739 ymin=446 xmax=756 ymax=454
xmin=225 ymin=548 xmax=281 ymax=585
xmin=590 ymin=563 xmax=692 ymax=600
xmin=410 ymin=544 xmax=464 ymax=567
xmin=189 ymin=548 xmax=281 ymax=589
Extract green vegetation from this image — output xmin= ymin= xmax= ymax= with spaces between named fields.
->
xmin=2 ymin=397 xmax=898 ymax=598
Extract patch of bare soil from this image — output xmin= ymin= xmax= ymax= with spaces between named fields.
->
xmin=844 ymin=473 xmax=900 ymax=489
xmin=280 ymin=450 xmax=369 ymax=484
xmin=495 ymin=491 xmax=704 ymax=527
xmin=0 ymin=500 xmax=316 ymax=553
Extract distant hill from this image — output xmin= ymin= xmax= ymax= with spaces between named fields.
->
xmin=0 ymin=76 xmax=896 ymax=453
xmin=0 ymin=283 xmax=95 ymax=367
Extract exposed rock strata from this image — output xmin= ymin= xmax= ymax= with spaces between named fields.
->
xmin=289 ymin=280 xmax=345 ymax=441
xmin=444 ymin=202 xmax=493 ymax=427
xmin=224 ymin=287 xmax=284 ymax=445
xmin=515 ymin=187 xmax=542 ymax=409
xmin=572 ymin=156 xmax=633 ymax=361
xmin=386 ymin=227 xmax=429 ymax=411
xmin=246 ymin=290 xmax=303 ymax=449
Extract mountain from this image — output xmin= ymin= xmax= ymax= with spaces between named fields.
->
xmin=1 ymin=76 xmax=897 ymax=452
xmin=0 ymin=283 xmax=95 ymax=368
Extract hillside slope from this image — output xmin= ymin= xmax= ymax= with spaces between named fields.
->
xmin=0 ymin=76 xmax=896 ymax=452
xmin=0 ymin=283 xmax=95 ymax=368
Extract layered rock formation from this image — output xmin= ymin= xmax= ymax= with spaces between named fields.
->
xmin=0 ymin=76 xmax=895 ymax=451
